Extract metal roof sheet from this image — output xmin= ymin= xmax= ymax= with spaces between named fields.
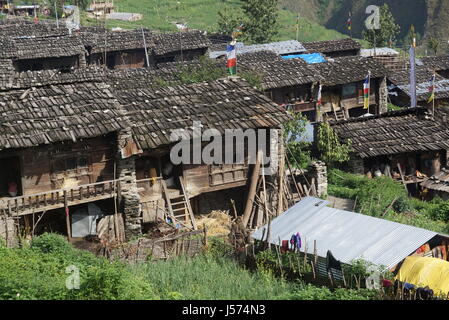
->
xmin=252 ymin=197 xmax=438 ymax=268
xmin=360 ymin=48 xmax=399 ymax=57
xmin=209 ymin=40 xmax=307 ymax=59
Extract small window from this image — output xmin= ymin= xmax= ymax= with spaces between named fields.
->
xmin=78 ymin=157 xmax=88 ymax=168
xmin=66 ymin=158 xmax=77 ymax=171
xmin=342 ymin=83 xmax=357 ymax=98
xmin=53 ymin=159 xmax=65 ymax=173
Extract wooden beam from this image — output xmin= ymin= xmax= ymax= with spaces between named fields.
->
xmin=64 ymin=190 xmax=71 ymax=242
xmin=242 ymin=150 xmax=263 ymax=227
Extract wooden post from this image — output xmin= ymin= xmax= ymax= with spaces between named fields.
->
xmin=242 ymin=150 xmax=263 ymax=227
xmin=64 ymin=190 xmax=71 ymax=242
xmin=230 ymin=199 xmax=238 ymax=220
xmin=203 ymin=223 xmax=208 ymax=247
xmin=275 ymin=239 xmax=284 ymax=278
xmin=397 ymin=163 xmax=409 ymax=194
xmin=265 ymin=216 xmax=271 ymax=250
xmin=262 ymin=167 xmax=268 ymax=224
xmin=303 ymin=237 xmax=307 ymax=268
xmin=277 ymin=150 xmax=285 ymax=215
xmin=2 ymin=209 xmax=9 ymax=247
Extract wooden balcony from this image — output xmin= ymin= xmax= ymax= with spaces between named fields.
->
xmin=0 ymin=180 xmax=121 ymax=217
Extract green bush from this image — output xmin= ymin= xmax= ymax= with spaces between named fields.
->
xmin=431 ymin=201 xmax=449 ymax=222
xmin=328 ymin=169 xmax=449 ymax=233
xmin=30 ymin=233 xmax=72 ymax=254
xmin=0 ymin=234 xmax=157 ymax=300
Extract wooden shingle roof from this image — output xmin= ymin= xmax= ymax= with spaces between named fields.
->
xmin=389 ymin=67 xmax=449 ymax=102
xmin=0 ymin=70 xmax=128 ymax=150
xmin=82 ymin=28 xmax=155 ymax=54
xmin=0 ymin=34 xmax=85 ymax=60
xmin=238 ymin=51 xmax=323 ymax=90
xmin=302 ymin=38 xmax=361 ymax=54
xmin=311 ymin=56 xmax=388 ymax=86
xmin=115 ymin=77 xmax=291 ymax=150
xmin=331 ymin=107 xmax=449 ymax=158
xmin=0 ymin=67 xmax=106 ymax=91
xmin=152 ymin=31 xmax=211 ymax=56
xmin=421 ymin=55 xmax=449 ymax=72
xmin=421 ymin=168 xmax=449 ymax=193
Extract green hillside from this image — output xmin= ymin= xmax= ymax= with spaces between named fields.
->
xmin=81 ymin=0 xmax=348 ymax=42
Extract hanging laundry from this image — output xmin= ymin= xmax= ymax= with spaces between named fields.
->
xmin=281 ymin=240 xmax=289 ymax=254
xmin=326 ymin=250 xmax=342 ymax=271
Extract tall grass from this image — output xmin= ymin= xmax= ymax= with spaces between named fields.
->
xmin=131 ymin=253 xmax=294 ymax=300
xmin=0 ymin=234 xmax=379 ymax=300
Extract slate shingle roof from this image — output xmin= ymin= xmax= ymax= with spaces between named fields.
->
xmin=302 ymin=38 xmax=361 ymax=54
xmin=330 ymin=107 xmax=449 ymax=158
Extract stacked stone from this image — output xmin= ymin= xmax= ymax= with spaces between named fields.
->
xmin=116 ymin=129 xmax=142 ymax=238
xmin=309 ymin=161 xmax=328 ymax=197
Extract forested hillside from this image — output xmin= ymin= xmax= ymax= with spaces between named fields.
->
xmin=281 ymin=0 xmax=449 ymax=45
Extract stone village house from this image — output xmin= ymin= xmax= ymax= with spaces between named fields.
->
xmin=329 ymin=107 xmax=449 ymax=196
xmin=0 ymin=66 xmax=291 ymax=242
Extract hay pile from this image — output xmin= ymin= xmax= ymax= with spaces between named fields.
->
xmin=196 ymin=211 xmax=232 ymax=236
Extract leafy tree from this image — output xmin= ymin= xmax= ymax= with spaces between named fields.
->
xmin=362 ymin=4 xmax=400 ymax=48
xmin=427 ymin=37 xmax=441 ymax=56
xmin=241 ymin=0 xmax=279 ymax=44
xmin=217 ymin=6 xmax=244 ymax=36
xmin=317 ymin=121 xmax=351 ymax=167
xmin=283 ymin=112 xmax=312 ymax=169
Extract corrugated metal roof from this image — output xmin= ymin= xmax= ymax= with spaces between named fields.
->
xmin=209 ymin=40 xmax=307 ymax=59
xmin=252 ymin=197 xmax=438 ymax=268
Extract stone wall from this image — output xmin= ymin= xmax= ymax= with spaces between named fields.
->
xmin=379 ymin=76 xmax=388 ymax=114
xmin=116 ymin=130 xmax=142 ymax=239
xmin=309 ymin=161 xmax=328 ymax=197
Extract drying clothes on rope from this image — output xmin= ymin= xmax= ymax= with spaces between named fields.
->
xmin=396 ymin=256 xmax=449 ymax=296
xmin=416 ymin=287 xmax=434 ymax=300
xmin=290 ymin=233 xmax=301 ymax=250
xmin=382 ymin=279 xmax=393 ymax=288
xmin=403 ymin=282 xmax=416 ymax=291
xmin=326 ymin=250 xmax=342 ymax=271
xmin=415 ymin=243 xmax=431 ymax=255
xmin=281 ymin=240 xmax=289 ymax=254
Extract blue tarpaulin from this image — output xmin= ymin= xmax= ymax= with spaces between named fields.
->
xmin=281 ymin=53 xmax=326 ymax=64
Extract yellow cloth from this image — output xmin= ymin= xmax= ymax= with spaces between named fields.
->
xmin=396 ymin=256 xmax=449 ymax=296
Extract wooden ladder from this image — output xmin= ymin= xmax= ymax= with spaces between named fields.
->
xmin=161 ymin=177 xmax=197 ymax=231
